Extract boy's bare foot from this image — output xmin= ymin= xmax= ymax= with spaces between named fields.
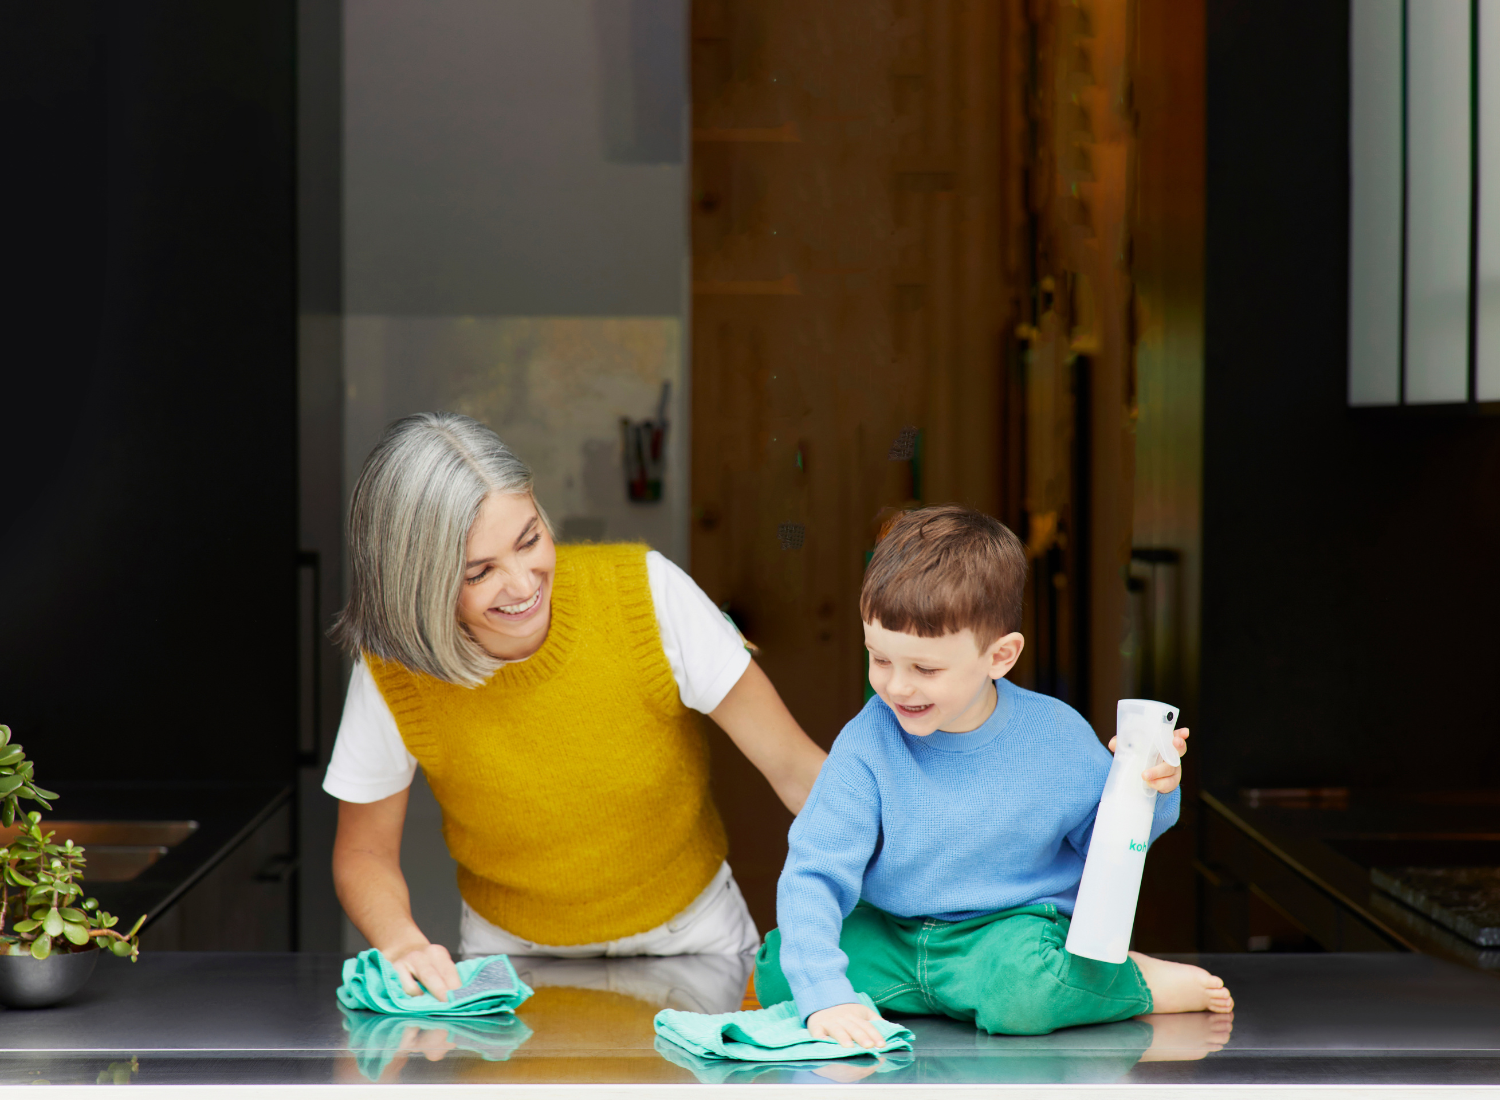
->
xmin=1128 ymin=952 xmax=1234 ymax=1014
xmin=1134 ymin=1010 xmax=1235 ymax=1062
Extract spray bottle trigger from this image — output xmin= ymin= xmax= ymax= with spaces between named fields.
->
xmin=1155 ymin=722 xmax=1182 ymax=769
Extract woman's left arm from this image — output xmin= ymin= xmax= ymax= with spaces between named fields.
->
xmin=709 ymin=660 xmax=827 ymax=814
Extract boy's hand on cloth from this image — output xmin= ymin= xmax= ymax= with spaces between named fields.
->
xmin=386 ymin=941 xmax=463 ymax=1001
xmin=807 ymin=1002 xmax=886 ymax=1049
xmin=1108 ymin=726 xmax=1189 ymax=794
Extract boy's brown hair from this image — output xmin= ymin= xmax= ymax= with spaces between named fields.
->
xmin=860 ymin=505 xmax=1028 ymax=649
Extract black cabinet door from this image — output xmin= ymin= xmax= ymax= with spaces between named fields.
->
xmin=0 ymin=4 xmax=298 ymax=784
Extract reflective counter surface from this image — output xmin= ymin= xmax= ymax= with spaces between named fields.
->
xmin=2 ymin=952 xmax=1499 ymax=1090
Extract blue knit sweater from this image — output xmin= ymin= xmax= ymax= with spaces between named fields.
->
xmin=776 ymin=678 xmax=1180 ymax=1021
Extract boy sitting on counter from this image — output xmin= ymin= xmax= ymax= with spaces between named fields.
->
xmin=753 ymin=506 xmax=1233 ymax=1046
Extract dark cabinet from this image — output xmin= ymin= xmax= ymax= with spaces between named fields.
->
xmin=138 ymin=803 xmax=296 ymax=952
xmin=1197 ymin=796 xmax=1403 ymax=954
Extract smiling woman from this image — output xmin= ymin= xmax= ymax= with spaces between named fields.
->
xmin=324 ymin=414 xmax=826 ymax=1006
xmin=456 ymin=497 xmax=555 ymax=658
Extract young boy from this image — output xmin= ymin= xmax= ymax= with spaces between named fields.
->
xmin=754 ymin=506 xmax=1233 ymax=1046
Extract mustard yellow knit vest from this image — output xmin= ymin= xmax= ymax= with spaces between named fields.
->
xmin=367 ymin=544 xmax=728 ymax=946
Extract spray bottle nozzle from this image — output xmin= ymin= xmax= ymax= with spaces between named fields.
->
xmin=1155 ymin=716 xmax=1181 ymax=769
xmin=1118 ymin=699 xmax=1181 ymax=771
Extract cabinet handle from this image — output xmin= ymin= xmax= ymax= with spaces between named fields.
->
xmin=297 ymin=550 xmax=322 ymax=766
xmin=255 ymin=854 xmax=299 ymax=884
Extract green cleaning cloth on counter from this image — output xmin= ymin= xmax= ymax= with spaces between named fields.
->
xmin=654 ymin=1035 xmax=913 ymax=1084
xmin=653 ymin=994 xmax=914 ymax=1062
xmin=336 ymin=950 xmax=533 ymax=1017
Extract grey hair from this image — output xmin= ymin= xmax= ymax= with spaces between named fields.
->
xmin=332 ymin=412 xmax=551 ymax=686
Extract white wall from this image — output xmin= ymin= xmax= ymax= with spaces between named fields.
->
xmin=338 ymin=0 xmax=689 ymax=954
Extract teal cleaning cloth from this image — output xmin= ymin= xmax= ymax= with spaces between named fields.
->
xmin=336 ymin=950 xmax=533 ymax=1017
xmin=341 ymin=1007 xmax=533 ymax=1082
xmin=654 ymin=1036 xmax=913 ymax=1084
xmin=653 ymin=994 xmax=914 ymax=1062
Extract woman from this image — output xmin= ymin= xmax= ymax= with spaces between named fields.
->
xmin=323 ymin=413 xmax=825 ymax=1001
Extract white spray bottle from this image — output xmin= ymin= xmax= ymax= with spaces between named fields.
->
xmin=1064 ymin=699 xmax=1181 ymax=964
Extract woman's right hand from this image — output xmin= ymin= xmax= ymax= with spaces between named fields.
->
xmin=385 ymin=940 xmax=463 ymax=1001
xmin=334 ymin=792 xmax=463 ymax=1002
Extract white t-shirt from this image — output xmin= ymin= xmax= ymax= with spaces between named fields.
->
xmin=322 ymin=551 xmax=753 ymax=804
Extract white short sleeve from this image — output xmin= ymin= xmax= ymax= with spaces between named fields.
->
xmin=322 ymin=659 xmax=418 ymax=803
xmin=646 ymin=551 xmax=753 ymax=714
xmin=321 ymin=552 xmax=752 ymax=802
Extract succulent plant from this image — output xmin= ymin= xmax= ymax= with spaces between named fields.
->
xmin=0 ymin=725 xmax=145 ymax=961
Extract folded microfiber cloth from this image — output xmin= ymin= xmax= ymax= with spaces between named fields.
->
xmin=336 ymin=950 xmax=533 ymax=1017
xmin=653 ymin=993 xmax=914 ymax=1062
xmin=654 ymin=1035 xmax=913 ymax=1084
xmin=341 ymin=1006 xmax=533 ymax=1082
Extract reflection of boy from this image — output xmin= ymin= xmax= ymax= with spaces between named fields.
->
xmin=755 ymin=506 xmax=1233 ymax=1045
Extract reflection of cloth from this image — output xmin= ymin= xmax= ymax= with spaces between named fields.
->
xmin=364 ymin=544 xmax=729 ymax=945
xmin=510 ymin=953 xmax=754 ymax=1015
xmin=460 ymin=861 xmax=759 ymax=960
xmin=654 ymin=993 xmax=914 ymax=1061
xmin=757 ymin=901 xmax=1151 ymax=1035
xmin=340 ymin=1006 xmax=533 ymax=1083
xmin=654 ymin=1035 xmax=913 ymax=1084
xmin=336 ymin=950 xmax=532 ymax=1016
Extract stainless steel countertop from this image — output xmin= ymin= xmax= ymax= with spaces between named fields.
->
xmin=1 ymin=951 xmax=1498 ymax=1089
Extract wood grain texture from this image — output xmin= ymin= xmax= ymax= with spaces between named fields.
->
xmin=690 ymin=0 xmax=1024 ymax=931
xmin=689 ymin=0 xmax=1204 ymax=949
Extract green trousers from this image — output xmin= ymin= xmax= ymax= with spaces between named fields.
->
xmin=755 ymin=902 xmax=1153 ymax=1036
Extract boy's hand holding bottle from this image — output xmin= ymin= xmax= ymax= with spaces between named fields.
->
xmin=1109 ymin=726 xmax=1190 ymax=794
xmin=807 ymin=1002 xmax=886 ymax=1049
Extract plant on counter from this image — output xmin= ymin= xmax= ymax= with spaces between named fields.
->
xmin=0 ymin=725 xmax=145 ymax=961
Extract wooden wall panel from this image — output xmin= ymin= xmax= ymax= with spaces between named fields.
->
xmin=1129 ymin=0 xmax=1206 ymax=954
xmin=1020 ymin=0 xmax=1205 ymax=950
xmin=691 ymin=0 xmax=1204 ymax=948
xmin=1018 ymin=0 xmax=1135 ymax=737
xmin=690 ymin=0 xmax=1023 ymax=930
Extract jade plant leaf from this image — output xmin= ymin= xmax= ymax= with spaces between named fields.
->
xmin=0 ymin=722 xmax=146 ymax=962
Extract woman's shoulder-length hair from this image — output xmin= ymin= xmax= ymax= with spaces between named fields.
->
xmin=332 ymin=411 xmax=551 ymax=687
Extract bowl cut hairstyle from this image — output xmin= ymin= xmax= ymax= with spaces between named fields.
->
xmin=860 ymin=505 xmax=1027 ymax=650
xmin=333 ymin=412 xmax=552 ymax=687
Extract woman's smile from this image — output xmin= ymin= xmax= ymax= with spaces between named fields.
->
xmin=490 ymin=586 xmax=543 ymax=620
xmin=456 ymin=491 xmax=558 ymax=660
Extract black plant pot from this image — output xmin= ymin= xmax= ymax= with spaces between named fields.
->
xmin=0 ymin=950 xmax=98 ymax=1008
